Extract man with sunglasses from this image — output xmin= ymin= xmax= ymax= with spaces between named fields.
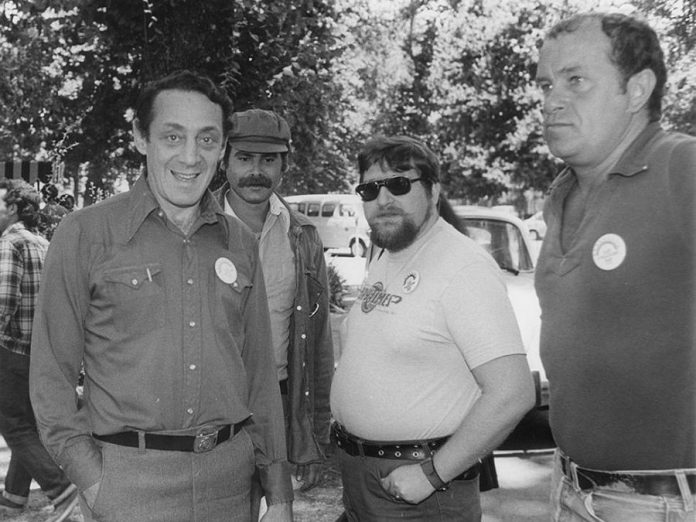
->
xmin=330 ymin=135 xmax=534 ymax=521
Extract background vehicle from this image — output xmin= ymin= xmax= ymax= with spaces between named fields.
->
xmin=524 ymin=210 xmax=547 ymax=240
xmin=453 ymin=206 xmax=552 ymax=450
xmin=285 ymin=194 xmax=370 ymax=257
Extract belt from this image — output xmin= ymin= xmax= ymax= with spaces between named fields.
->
xmin=94 ymin=424 xmax=240 ymax=453
xmin=331 ymin=423 xmax=480 ymax=481
xmin=560 ymin=453 xmax=696 ymax=497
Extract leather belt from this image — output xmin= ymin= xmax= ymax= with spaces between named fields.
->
xmin=560 ymin=453 xmax=696 ymax=497
xmin=331 ymin=423 xmax=480 ymax=481
xmin=94 ymin=424 xmax=241 ymax=453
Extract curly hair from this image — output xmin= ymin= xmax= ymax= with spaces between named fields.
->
xmin=2 ymin=183 xmax=41 ymax=228
xmin=546 ymin=12 xmax=666 ymax=122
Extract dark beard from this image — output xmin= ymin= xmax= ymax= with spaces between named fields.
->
xmin=369 ymin=216 xmax=419 ymax=252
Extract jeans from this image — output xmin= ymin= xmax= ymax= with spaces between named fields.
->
xmin=551 ymin=450 xmax=696 ymax=522
xmin=338 ymin=448 xmax=481 ymax=521
xmin=0 ymin=348 xmax=70 ymax=502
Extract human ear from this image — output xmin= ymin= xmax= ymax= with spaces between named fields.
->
xmin=132 ymin=120 xmax=148 ymax=155
xmin=626 ymin=69 xmax=656 ymax=114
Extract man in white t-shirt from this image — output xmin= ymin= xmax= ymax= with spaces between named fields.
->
xmin=330 ymin=136 xmax=534 ymax=521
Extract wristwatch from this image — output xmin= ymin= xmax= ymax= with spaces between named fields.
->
xmin=420 ymin=457 xmax=449 ymax=491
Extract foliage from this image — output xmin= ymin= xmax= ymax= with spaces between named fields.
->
xmin=0 ymin=0 xmax=350 ymax=203
xmin=0 ymin=0 xmax=694 ymax=206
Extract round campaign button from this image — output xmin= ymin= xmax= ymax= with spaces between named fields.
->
xmin=592 ymin=233 xmax=626 ymax=271
xmin=215 ymin=257 xmax=238 ymax=284
xmin=402 ymin=270 xmax=420 ymax=294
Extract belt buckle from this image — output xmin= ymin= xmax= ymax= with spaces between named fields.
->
xmin=194 ymin=428 xmax=219 ymax=453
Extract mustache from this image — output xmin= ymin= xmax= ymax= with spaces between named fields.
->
xmin=237 ymin=175 xmax=273 ymax=188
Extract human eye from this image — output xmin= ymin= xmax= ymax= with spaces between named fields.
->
xmin=568 ymin=75 xmax=585 ymax=88
xmin=165 ymin=133 xmax=181 ymax=143
xmin=199 ymin=134 xmax=219 ymax=148
xmin=537 ymin=80 xmax=552 ymax=94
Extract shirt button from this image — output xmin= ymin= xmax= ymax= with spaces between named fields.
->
xmin=189 ymin=321 xmax=196 ymax=328
xmin=296 ymin=306 xmax=302 ymax=311
xmin=304 ymin=391 xmax=309 ymax=396
xmin=300 ymin=333 xmax=306 ymax=340
xmin=186 ymin=408 xmax=194 ymax=415
xmin=131 ymin=279 xmax=138 ymax=286
xmin=187 ymin=279 xmax=194 ymax=285
xmin=189 ymin=364 xmax=196 ymax=370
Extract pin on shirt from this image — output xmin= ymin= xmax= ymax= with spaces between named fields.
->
xmin=592 ymin=233 xmax=626 ymax=271
xmin=402 ymin=270 xmax=420 ymax=294
xmin=215 ymin=257 xmax=238 ymax=287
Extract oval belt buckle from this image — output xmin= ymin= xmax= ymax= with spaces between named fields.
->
xmin=194 ymin=428 xmax=219 ymax=453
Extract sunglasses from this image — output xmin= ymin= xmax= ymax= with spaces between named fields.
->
xmin=355 ymin=176 xmax=423 ymax=202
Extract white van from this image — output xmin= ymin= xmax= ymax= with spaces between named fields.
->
xmin=284 ymin=194 xmax=370 ymax=257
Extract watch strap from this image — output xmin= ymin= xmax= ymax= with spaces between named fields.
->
xmin=420 ymin=457 xmax=449 ymax=490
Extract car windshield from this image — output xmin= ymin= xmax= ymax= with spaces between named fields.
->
xmin=461 ymin=218 xmax=534 ymax=272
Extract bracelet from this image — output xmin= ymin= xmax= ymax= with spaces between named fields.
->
xmin=420 ymin=457 xmax=449 ymax=491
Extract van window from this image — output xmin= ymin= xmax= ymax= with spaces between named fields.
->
xmin=322 ymin=202 xmax=336 ymax=217
xmin=287 ymin=202 xmax=300 ymax=212
xmin=297 ymin=202 xmax=306 ymax=214
xmin=307 ymin=202 xmax=320 ymax=217
xmin=340 ymin=204 xmax=356 ymax=217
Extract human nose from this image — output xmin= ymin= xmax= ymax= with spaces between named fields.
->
xmin=375 ymin=184 xmax=393 ymax=206
xmin=181 ymin=138 xmax=200 ymax=165
xmin=543 ymin=85 xmax=565 ymax=117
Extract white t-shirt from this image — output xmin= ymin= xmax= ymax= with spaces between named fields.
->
xmin=330 ymin=218 xmax=524 ymax=440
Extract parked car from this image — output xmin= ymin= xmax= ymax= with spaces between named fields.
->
xmin=452 ymin=206 xmax=553 ymax=449
xmin=524 ymin=210 xmax=547 ymax=240
xmin=285 ymin=194 xmax=370 ymax=257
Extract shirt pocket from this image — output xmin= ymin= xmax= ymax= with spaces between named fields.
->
xmin=102 ymin=264 xmax=165 ymax=335
xmin=210 ymin=266 xmax=252 ymax=342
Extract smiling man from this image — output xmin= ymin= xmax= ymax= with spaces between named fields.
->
xmin=29 ymin=71 xmax=292 ymax=521
xmin=534 ymin=13 xmax=696 ymax=521
xmin=330 ymin=136 xmax=534 ymax=521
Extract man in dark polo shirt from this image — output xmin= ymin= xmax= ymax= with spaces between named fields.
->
xmin=535 ymin=12 xmax=695 ymax=520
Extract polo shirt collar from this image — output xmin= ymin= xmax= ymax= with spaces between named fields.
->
xmin=548 ymin=122 xmax=662 ymax=193
xmin=609 ymin=121 xmax=661 ymax=177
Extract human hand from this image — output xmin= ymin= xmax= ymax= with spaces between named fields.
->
xmin=295 ymin=462 xmax=322 ymax=491
xmin=379 ymin=463 xmax=434 ymax=504
xmin=260 ymin=501 xmax=293 ymax=521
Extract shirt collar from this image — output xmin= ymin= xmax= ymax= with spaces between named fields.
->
xmin=609 ymin=121 xmax=661 ymax=177
xmin=548 ymin=122 xmax=662 ymax=193
xmin=125 ymin=175 xmax=224 ymax=242
xmin=2 ymin=222 xmax=26 ymax=237
xmin=223 ymin=191 xmax=291 ymax=234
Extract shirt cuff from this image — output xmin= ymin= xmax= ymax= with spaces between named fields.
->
xmin=259 ymin=460 xmax=294 ymax=505
xmin=56 ymin=437 xmax=102 ymax=492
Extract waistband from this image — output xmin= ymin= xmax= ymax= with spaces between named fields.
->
xmin=93 ymin=423 xmax=241 ymax=453
xmin=559 ymin=452 xmax=696 ymax=498
xmin=332 ymin=423 xmax=480 ymax=481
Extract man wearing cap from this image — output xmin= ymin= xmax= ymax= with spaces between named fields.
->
xmin=217 ymin=109 xmax=334 ymax=516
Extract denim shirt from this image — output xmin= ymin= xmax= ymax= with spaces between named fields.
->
xmin=30 ymin=176 xmax=293 ymax=503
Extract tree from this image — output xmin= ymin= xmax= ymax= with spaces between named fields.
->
xmin=0 ymin=0 xmax=350 ymax=203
